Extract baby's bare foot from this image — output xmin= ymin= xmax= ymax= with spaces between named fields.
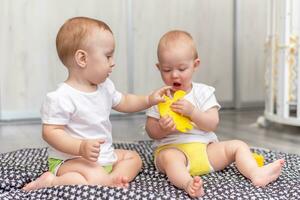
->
xmin=251 ymin=159 xmax=285 ymax=187
xmin=111 ymin=176 xmax=129 ymax=188
xmin=22 ymin=172 xmax=54 ymax=191
xmin=184 ymin=176 xmax=205 ymax=198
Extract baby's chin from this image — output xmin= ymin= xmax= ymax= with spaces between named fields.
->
xmin=171 ymin=85 xmax=193 ymax=93
xmin=94 ymin=78 xmax=107 ymax=85
xmin=171 ymin=86 xmax=185 ymax=92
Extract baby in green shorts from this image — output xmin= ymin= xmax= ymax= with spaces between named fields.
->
xmin=22 ymin=16 xmax=170 ymax=191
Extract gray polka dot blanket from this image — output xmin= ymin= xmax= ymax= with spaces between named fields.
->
xmin=0 ymin=141 xmax=299 ymax=200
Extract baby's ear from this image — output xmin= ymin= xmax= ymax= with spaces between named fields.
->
xmin=194 ymin=58 xmax=200 ymax=69
xmin=75 ymin=49 xmax=87 ymax=68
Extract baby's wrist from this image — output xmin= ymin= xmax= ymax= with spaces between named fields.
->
xmin=189 ymin=106 xmax=196 ymax=118
xmin=146 ymin=95 xmax=153 ymax=107
xmin=160 ymin=125 xmax=175 ymax=135
xmin=78 ymin=140 xmax=85 ymax=156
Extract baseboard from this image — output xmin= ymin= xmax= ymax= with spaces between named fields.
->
xmin=0 ymin=111 xmax=40 ymax=121
xmin=0 ymin=101 xmax=265 ymax=121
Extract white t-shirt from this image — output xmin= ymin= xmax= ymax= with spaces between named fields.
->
xmin=146 ymin=82 xmax=221 ymax=148
xmin=41 ymin=78 xmax=122 ymax=166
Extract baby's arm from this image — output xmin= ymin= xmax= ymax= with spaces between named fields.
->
xmin=113 ymin=86 xmax=171 ymax=113
xmin=42 ymin=124 xmax=104 ymax=162
xmin=113 ymin=94 xmax=150 ymax=113
xmin=171 ymin=100 xmax=219 ymax=132
xmin=145 ymin=116 xmax=176 ymax=139
xmin=190 ymin=107 xmax=219 ymax=132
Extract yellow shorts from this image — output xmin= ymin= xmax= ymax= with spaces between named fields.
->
xmin=154 ymin=142 xmax=214 ymax=176
xmin=48 ymin=158 xmax=113 ymax=175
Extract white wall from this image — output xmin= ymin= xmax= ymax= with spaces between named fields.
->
xmin=235 ymin=0 xmax=268 ymax=107
xmin=0 ymin=0 xmax=268 ymax=120
xmin=0 ymin=0 xmax=129 ymax=119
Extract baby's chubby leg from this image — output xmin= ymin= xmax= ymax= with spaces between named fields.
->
xmin=23 ymin=157 xmax=116 ymax=191
xmin=156 ymin=148 xmax=204 ymax=198
xmin=110 ymin=149 xmax=142 ymax=188
xmin=207 ymin=140 xmax=284 ymax=187
xmin=22 ymin=171 xmax=55 ymax=191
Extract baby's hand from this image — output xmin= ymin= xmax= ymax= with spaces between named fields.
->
xmin=148 ymin=86 xmax=172 ymax=106
xmin=79 ymin=139 xmax=105 ymax=162
xmin=171 ymin=99 xmax=195 ymax=117
xmin=159 ymin=115 xmax=177 ymax=134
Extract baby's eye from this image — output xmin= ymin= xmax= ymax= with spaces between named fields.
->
xmin=162 ymin=69 xmax=171 ymax=72
xmin=179 ymin=68 xmax=187 ymax=71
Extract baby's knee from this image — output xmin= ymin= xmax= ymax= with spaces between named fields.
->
xmin=130 ymin=150 xmax=142 ymax=160
xmin=126 ymin=150 xmax=143 ymax=167
xmin=230 ymin=139 xmax=249 ymax=149
xmin=158 ymin=149 xmax=185 ymax=164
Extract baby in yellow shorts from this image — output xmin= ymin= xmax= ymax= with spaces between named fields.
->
xmin=146 ymin=30 xmax=285 ymax=198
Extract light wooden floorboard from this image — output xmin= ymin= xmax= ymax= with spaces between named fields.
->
xmin=1 ymin=109 xmax=299 ymax=155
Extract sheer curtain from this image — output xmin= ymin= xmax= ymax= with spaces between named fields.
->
xmin=262 ymin=0 xmax=300 ymax=126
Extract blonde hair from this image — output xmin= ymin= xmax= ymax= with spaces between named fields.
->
xmin=157 ymin=30 xmax=198 ymax=61
xmin=56 ymin=16 xmax=112 ymax=66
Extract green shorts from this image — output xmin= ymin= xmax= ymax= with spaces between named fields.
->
xmin=48 ymin=158 xmax=113 ymax=175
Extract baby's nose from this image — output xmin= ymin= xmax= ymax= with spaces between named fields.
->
xmin=110 ymin=60 xmax=115 ymax=68
xmin=171 ymin=70 xmax=179 ymax=78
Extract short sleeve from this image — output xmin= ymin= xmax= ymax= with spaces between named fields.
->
xmin=146 ymin=105 xmax=160 ymax=119
xmin=201 ymin=94 xmax=221 ymax=111
xmin=104 ymin=79 xmax=122 ymax=107
xmin=41 ymin=93 xmax=74 ymax=125
xmin=196 ymin=85 xmax=221 ymax=112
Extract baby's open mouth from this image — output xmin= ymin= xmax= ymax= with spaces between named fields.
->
xmin=173 ymin=82 xmax=181 ymax=87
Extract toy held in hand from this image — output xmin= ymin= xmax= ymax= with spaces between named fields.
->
xmin=158 ymin=90 xmax=193 ymax=132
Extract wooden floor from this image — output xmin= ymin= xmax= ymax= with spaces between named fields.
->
xmin=1 ymin=109 xmax=300 ymax=155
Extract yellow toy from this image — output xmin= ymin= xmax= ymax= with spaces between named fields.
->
xmin=158 ymin=90 xmax=193 ymax=132
xmin=252 ymin=153 xmax=264 ymax=167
